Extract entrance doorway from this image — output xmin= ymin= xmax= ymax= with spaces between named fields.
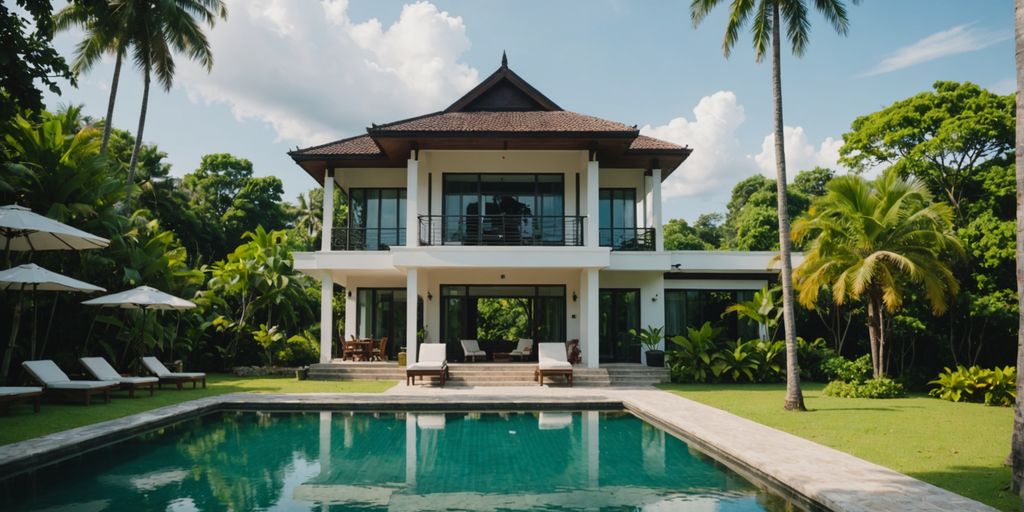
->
xmin=356 ymin=288 xmax=422 ymax=360
xmin=599 ymin=289 xmax=640 ymax=363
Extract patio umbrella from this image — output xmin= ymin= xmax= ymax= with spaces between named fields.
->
xmin=0 ymin=204 xmax=109 ymax=263
xmin=82 ymin=286 xmax=196 ymax=363
xmin=0 ymin=264 xmax=105 ymax=381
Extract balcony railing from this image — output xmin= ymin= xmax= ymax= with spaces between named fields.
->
xmin=331 ymin=227 xmax=405 ymax=251
xmin=599 ymin=227 xmax=655 ymax=251
xmin=419 ymin=215 xmax=584 ymax=247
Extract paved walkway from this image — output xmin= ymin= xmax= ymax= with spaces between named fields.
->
xmin=0 ymin=385 xmax=996 ymax=512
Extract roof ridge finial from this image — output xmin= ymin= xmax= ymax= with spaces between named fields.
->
xmin=501 ymin=50 xmax=508 ymax=68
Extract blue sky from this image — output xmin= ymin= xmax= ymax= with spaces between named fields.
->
xmin=42 ymin=0 xmax=1015 ymax=222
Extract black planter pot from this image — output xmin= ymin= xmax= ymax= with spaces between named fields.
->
xmin=645 ymin=350 xmax=665 ymax=368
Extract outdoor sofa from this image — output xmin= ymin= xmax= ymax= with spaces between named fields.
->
xmin=407 ymin=343 xmax=449 ymax=386
xmin=80 ymin=357 xmax=158 ymax=398
xmin=21 ymin=360 xmax=119 ymax=405
xmin=535 ymin=343 xmax=573 ymax=386
xmin=141 ymin=357 xmax=206 ymax=389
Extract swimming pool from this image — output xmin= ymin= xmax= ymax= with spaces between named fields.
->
xmin=3 ymin=410 xmax=799 ymax=511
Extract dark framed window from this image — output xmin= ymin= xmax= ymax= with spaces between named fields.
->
xmin=349 ymin=188 xmax=406 ymax=250
xmin=664 ymin=289 xmax=758 ymax=341
xmin=599 ymin=188 xmax=638 ymax=248
xmin=441 ymin=173 xmax=565 ymax=244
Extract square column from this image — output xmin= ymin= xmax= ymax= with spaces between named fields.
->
xmin=579 ymin=268 xmax=599 ymax=368
xmin=406 ymin=268 xmax=419 ymax=365
xmin=406 ymin=154 xmax=419 ymax=247
xmin=650 ymin=168 xmax=663 ymax=251
xmin=320 ymin=272 xmax=334 ymax=363
xmin=585 ymin=159 xmax=599 ymax=248
xmin=321 ymin=170 xmax=334 ymax=252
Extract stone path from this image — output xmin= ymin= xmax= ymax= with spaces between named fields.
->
xmin=0 ymin=385 xmax=996 ymax=512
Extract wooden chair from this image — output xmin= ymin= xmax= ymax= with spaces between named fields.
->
xmin=371 ymin=337 xmax=389 ymax=361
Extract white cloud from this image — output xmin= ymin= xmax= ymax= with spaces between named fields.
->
xmin=178 ymin=0 xmax=479 ymax=145
xmin=640 ymin=91 xmax=748 ymax=199
xmin=864 ymin=23 xmax=1010 ymax=76
xmin=751 ymin=126 xmax=841 ymax=179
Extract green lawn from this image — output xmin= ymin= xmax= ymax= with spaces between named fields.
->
xmin=0 ymin=374 xmax=396 ymax=446
xmin=659 ymin=382 xmax=1016 ymax=511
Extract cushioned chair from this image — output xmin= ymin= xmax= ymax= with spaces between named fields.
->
xmin=460 ymin=339 xmax=486 ymax=362
xmin=510 ymin=339 xmax=533 ymax=361
xmin=535 ymin=343 xmax=573 ymax=386
xmin=21 ymin=360 xmax=119 ymax=405
xmin=141 ymin=357 xmax=206 ymax=390
xmin=406 ymin=343 xmax=449 ymax=386
xmin=0 ymin=386 xmax=43 ymax=413
xmin=80 ymin=357 xmax=159 ymax=398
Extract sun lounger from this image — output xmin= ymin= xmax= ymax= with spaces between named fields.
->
xmin=21 ymin=360 xmax=119 ymax=405
xmin=510 ymin=338 xmax=533 ymax=360
xmin=141 ymin=357 xmax=206 ymax=390
xmin=0 ymin=386 xmax=43 ymax=413
xmin=80 ymin=357 xmax=159 ymax=398
xmin=460 ymin=339 xmax=486 ymax=362
xmin=535 ymin=343 xmax=573 ymax=386
xmin=406 ymin=344 xmax=449 ymax=386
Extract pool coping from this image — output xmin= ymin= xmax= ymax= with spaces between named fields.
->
xmin=0 ymin=389 xmax=997 ymax=512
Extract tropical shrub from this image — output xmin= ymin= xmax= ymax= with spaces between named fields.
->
xmin=629 ymin=325 xmax=665 ymax=351
xmin=822 ymin=355 xmax=873 ymax=384
xmin=711 ymin=339 xmax=761 ymax=382
xmin=667 ymin=322 xmax=720 ymax=383
xmin=928 ymin=365 xmax=1017 ymax=406
xmin=823 ymin=377 xmax=905 ymax=398
xmin=753 ymin=339 xmax=785 ymax=382
xmin=797 ymin=337 xmax=836 ymax=382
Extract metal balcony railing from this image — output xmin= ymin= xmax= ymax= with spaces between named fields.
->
xmin=418 ymin=215 xmax=584 ymax=247
xmin=599 ymin=227 xmax=655 ymax=251
xmin=331 ymin=227 xmax=405 ymax=251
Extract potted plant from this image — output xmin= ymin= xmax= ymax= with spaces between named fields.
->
xmin=631 ymin=326 xmax=665 ymax=367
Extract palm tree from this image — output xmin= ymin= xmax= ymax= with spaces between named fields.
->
xmin=725 ymin=286 xmax=782 ymax=341
xmin=690 ymin=0 xmax=859 ymax=410
xmin=792 ymin=171 xmax=962 ymax=379
xmin=121 ymin=0 xmax=227 ymax=211
xmin=1010 ymin=0 xmax=1024 ymax=498
xmin=54 ymin=1 xmax=128 ymax=155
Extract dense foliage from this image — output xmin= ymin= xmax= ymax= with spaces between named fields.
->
xmin=928 ymin=365 xmax=1017 ymax=406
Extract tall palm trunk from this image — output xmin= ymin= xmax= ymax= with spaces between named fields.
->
xmin=866 ymin=286 xmax=884 ymax=378
xmin=100 ymin=48 xmax=123 ymax=155
xmin=125 ymin=67 xmax=151 ymax=211
xmin=1010 ymin=0 xmax=1024 ymax=497
xmin=771 ymin=1 xmax=805 ymax=411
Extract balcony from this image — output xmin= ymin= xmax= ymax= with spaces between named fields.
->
xmin=331 ymin=227 xmax=405 ymax=251
xmin=600 ymin=227 xmax=655 ymax=251
xmin=418 ymin=215 xmax=584 ymax=247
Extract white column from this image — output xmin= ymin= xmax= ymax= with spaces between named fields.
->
xmin=406 ymin=268 xmax=419 ymax=365
xmin=320 ymin=272 xmax=333 ymax=363
xmin=586 ymin=159 xmax=599 ymax=248
xmin=321 ymin=170 xmax=334 ymax=252
xmin=651 ymin=168 xmax=663 ymax=252
xmin=580 ymin=268 xmax=599 ymax=368
xmin=406 ymin=154 xmax=419 ymax=247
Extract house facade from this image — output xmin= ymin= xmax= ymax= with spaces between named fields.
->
xmin=290 ymin=58 xmax=780 ymax=368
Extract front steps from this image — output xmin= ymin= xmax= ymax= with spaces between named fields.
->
xmin=307 ymin=361 xmax=670 ymax=387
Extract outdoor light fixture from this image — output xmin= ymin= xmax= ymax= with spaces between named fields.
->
xmin=427 ymin=292 xmax=433 ymax=301
xmin=572 ymin=292 xmax=577 ymax=302
xmin=651 ymin=294 xmax=658 ymax=303
xmin=347 ymin=290 xmax=352 ymax=298
xmin=670 ymin=263 xmax=682 ymax=270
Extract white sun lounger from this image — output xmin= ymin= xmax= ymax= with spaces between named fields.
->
xmin=0 ymin=386 xmax=44 ymax=412
xmin=535 ymin=343 xmax=573 ymax=386
xmin=141 ymin=357 xmax=206 ymax=390
xmin=510 ymin=338 xmax=533 ymax=360
xmin=21 ymin=360 xmax=119 ymax=405
xmin=80 ymin=357 xmax=159 ymax=398
xmin=407 ymin=344 xmax=449 ymax=386
xmin=460 ymin=339 xmax=486 ymax=362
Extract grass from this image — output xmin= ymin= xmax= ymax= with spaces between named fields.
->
xmin=0 ymin=374 xmax=396 ymax=446
xmin=659 ymin=382 xmax=1016 ymax=511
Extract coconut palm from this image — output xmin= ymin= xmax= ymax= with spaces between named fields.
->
xmin=54 ymin=1 xmax=128 ymax=154
xmin=792 ymin=171 xmax=962 ymax=379
xmin=1011 ymin=0 xmax=1024 ymax=497
xmin=121 ymin=0 xmax=227 ymax=211
xmin=690 ymin=0 xmax=859 ymax=411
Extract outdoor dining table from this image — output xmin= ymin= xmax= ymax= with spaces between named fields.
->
xmin=346 ymin=339 xmax=376 ymax=361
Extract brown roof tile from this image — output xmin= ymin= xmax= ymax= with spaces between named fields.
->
xmin=292 ymin=134 xmax=382 ymax=157
xmin=628 ymin=135 xmax=686 ymax=151
xmin=370 ymin=110 xmax=636 ymax=135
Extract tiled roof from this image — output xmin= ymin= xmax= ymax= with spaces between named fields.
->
xmin=370 ymin=110 xmax=637 ymax=134
xmin=628 ymin=135 xmax=686 ymax=151
xmin=293 ymin=134 xmax=382 ymax=157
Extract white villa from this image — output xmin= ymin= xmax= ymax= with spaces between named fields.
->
xmin=290 ymin=57 xmax=781 ymax=369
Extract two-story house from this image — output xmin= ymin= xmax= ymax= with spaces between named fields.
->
xmin=290 ymin=57 xmax=781 ymax=369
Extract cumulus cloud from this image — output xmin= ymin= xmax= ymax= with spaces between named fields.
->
xmin=751 ymin=126 xmax=841 ymax=179
xmin=177 ymin=0 xmax=479 ymax=145
xmin=864 ymin=23 xmax=1009 ymax=76
xmin=640 ymin=91 xmax=748 ymax=199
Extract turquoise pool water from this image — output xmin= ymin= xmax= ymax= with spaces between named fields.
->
xmin=3 ymin=411 xmax=797 ymax=511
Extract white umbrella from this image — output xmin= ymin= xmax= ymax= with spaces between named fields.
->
xmin=83 ymin=286 xmax=196 ymax=362
xmin=0 ymin=204 xmax=109 ymax=254
xmin=0 ymin=264 xmax=105 ymax=381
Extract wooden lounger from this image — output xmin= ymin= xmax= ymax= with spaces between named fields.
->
xmin=80 ymin=357 xmax=158 ymax=398
xmin=22 ymin=360 xmax=119 ymax=405
xmin=141 ymin=357 xmax=206 ymax=390
xmin=0 ymin=387 xmax=43 ymax=413
xmin=535 ymin=343 xmax=574 ymax=386
xmin=406 ymin=344 xmax=449 ymax=386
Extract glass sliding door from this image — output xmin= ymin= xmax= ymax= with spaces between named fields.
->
xmin=355 ymin=288 xmax=409 ymax=359
xmin=349 ymin=188 xmax=406 ymax=250
xmin=440 ymin=285 xmax=566 ymax=361
xmin=599 ymin=289 xmax=641 ymax=363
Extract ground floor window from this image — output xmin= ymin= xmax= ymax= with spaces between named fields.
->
xmin=599 ymin=289 xmax=641 ymax=363
xmin=440 ymin=285 xmax=565 ymax=361
xmin=355 ymin=288 xmax=421 ymax=359
xmin=664 ymin=289 xmax=759 ymax=341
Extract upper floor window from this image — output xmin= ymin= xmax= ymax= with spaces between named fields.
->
xmin=599 ymin=188 xmax=643 ymax=249
xmin=346 ymin=188 xmax=406 ymax=250
xmin=438 ymin=173 xmax=566 ymax=245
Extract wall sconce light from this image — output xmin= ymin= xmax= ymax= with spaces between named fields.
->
xmin=347 ymin=290 xmax=352 ymax=298
xmin=572 ymin=292 xmax=578 ymax=302
xmin=651 ymin=294 xmax=658 ymax=303
xmin=500 ymin=274 xmax=506 ymax=280
xmin=427 ymin=291 xmax=433 ymax=301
